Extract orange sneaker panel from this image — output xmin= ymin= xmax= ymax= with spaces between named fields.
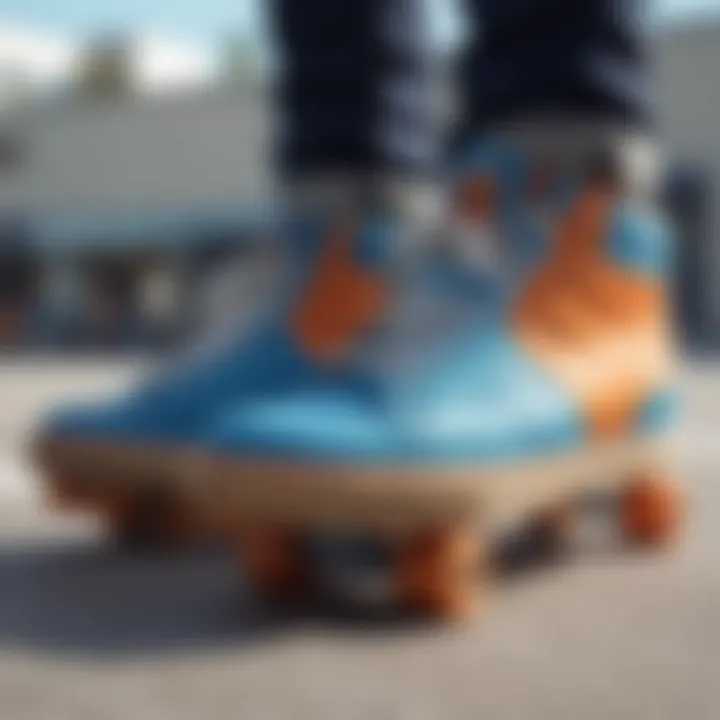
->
xmin=291 ymin=226 xmax=390 ymax=363
xmin=513 ymin=187 xmax=672 ymax=440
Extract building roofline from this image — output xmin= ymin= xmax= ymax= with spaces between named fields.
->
xmin=10 ymin=78 xmax=269 ymax=124
xmin=653 ymin=10 xmax=720 ymax=39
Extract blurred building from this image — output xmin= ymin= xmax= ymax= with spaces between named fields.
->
xmin=0 ymin=37 xmax=273 ymax=349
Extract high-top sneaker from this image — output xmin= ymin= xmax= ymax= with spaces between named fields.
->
xmin=32 ymin=186 xmax=417 ymax=548
xmin=196 ymin=136 xmax=683 ymax=618
xmin=31 ymin=257 xmax=275 ymax=547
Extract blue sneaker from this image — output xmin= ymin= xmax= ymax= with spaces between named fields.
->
xmin=32 ymin=200 xmax=417 ymax=545
xmin=196 ymin=140 xmax=683 ymax=614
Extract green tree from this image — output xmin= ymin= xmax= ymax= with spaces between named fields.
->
xmin=76 ymin=36 xmax=132 ymax=100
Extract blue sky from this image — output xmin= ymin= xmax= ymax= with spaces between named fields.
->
xmin=1 ymin=0 xmax=719 ymax=45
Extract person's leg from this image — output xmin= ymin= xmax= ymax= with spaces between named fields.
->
xmin=451 ymin=0 xmax=658 ymax=245
xmin=191 ymin=0 xmax=682 ymax=618
xmin=452 ymin=0 xmax=683 ymax=552
xmin=271 ymin=0 xmax=438 ymax=180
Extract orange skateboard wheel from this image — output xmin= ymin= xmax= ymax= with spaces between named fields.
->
xmin=619 ymin=474 xmax=684 ymax=548
xmin=396 ymin=526 xmax=484 ymax=619
xmin=238 ymin=525 xmax=315 ymax=601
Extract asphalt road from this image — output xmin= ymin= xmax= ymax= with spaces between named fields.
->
xmin=0 ymin=359 xmax=718 ymax=720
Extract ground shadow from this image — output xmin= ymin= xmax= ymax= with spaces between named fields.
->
xmin=0 ymin=536 xmax=462 ymax=659
xmin=0 ymin=511 xmax=616 ymax=660
xmin=0 ymin=538 xmax=274 ymax=658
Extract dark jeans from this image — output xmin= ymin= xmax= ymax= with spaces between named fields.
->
xmin=272 ymin=0 xmax=649 ymax=178
xmin=460 ymin=0 xmax=650 ymax=136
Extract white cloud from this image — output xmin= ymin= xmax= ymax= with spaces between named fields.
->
xmin=0 ymin=21 xmax=78 ymax=85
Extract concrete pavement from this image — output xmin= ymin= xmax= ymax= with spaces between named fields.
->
xmin=0 ymin=359 xmax=718 ymax=719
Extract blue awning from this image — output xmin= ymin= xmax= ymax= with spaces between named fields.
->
xmin=33 ymin=203 xmax=273 ymax=252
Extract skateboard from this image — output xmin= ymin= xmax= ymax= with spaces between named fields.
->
xmin=193 ymin=432 xmax=683 ymax=618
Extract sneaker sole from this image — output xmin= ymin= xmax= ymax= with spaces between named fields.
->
xmin=192 ymin=434 xmax=677 ymax=533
